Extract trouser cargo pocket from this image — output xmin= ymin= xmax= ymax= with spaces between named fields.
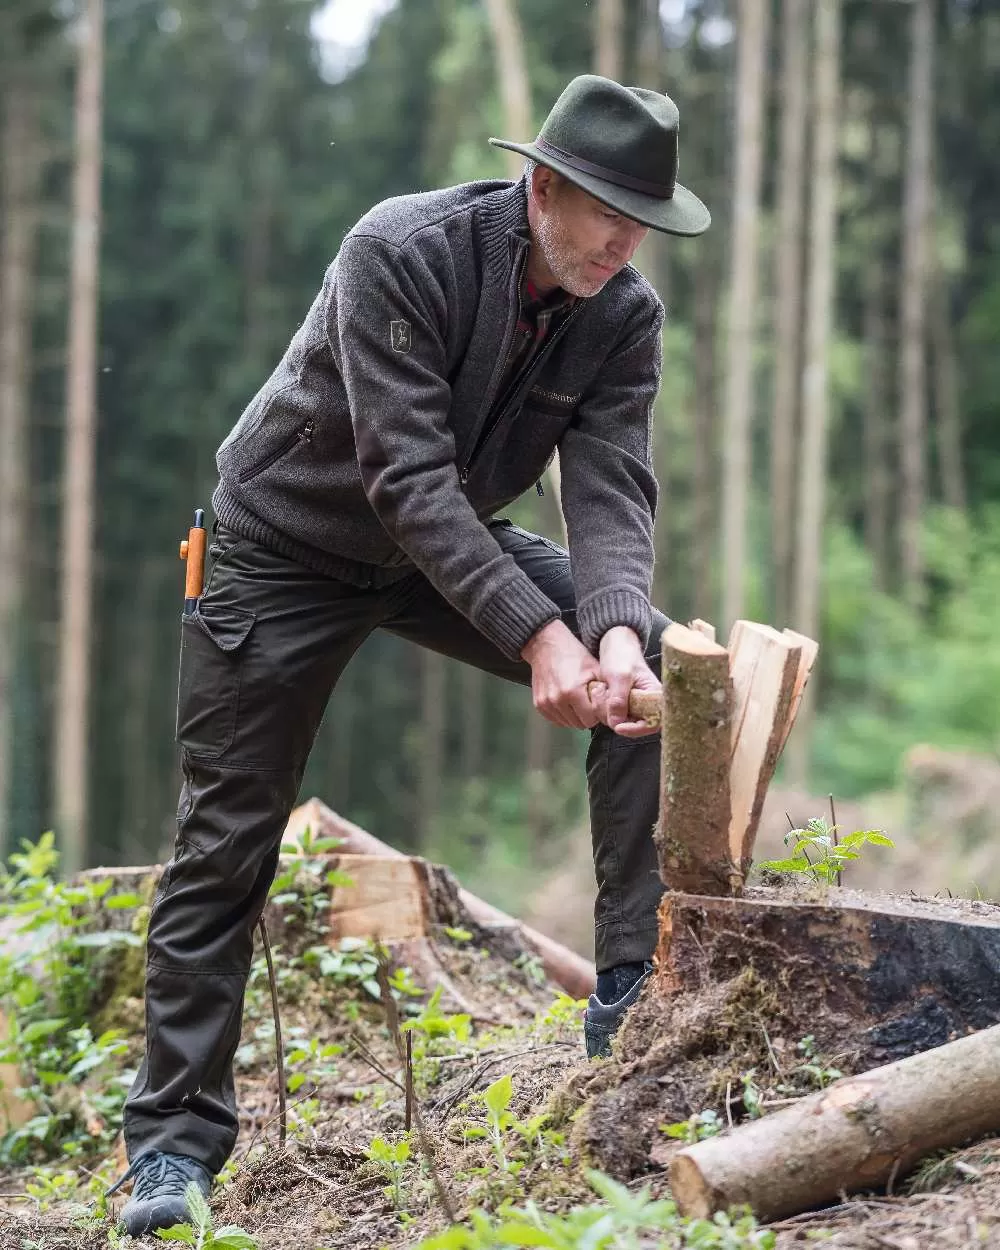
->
xmin=175 ymin=602 xmax=256 ymax=759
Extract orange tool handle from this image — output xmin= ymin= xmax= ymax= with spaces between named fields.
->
xmin=179 ymin=508 xmax=207 ymax=614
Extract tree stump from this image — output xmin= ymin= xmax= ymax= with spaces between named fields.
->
xmin=656 ymin=887 xmax=1000 ymax=1065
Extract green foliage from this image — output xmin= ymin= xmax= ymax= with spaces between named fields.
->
xmin=0 ymin=835 xmax=139 ymax=1162
xmin=365 ymin=1134 xmax=412 ymax=1210
xmin=759 ymin=818 xmax=894 ymax=884
xmin=153 ymin=1181 xmax=259 ymax=1248
xmin=661 ymin=1109 xmax=722 ymax=1145
xmin=793 ymin=1036 xmax=843 ymax=1090
xmin=268 ymin=825 xmax=351 ymax=928
xmin=403 ymin=985 xmax=472 ymax=1044
xmin=533 ymin=993 xmax=587 ymax=1039
xmin=413 ymin=1169 xmax=774 ymax=1248
xmin=284 ymin=1036 xmax=344 ymax=1095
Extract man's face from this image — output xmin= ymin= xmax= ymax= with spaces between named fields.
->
xmin=527 ymin=167 xmax=651 ymax=298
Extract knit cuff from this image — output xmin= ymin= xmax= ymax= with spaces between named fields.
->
xmin=477 ymin=574 xmax=561 ymax=662
xmin=577 ymin=587 xmax=652 ymax=655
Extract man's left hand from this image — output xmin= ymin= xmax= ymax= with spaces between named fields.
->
xmin=592 ymin=626 xmax=662 ymax=738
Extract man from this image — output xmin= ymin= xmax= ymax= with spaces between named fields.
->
xmin=114 ymin=73 xmax=709 ymax=1235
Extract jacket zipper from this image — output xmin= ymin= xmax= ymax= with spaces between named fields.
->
xmin=239 ymin=419 xmax=314 ymax=483
xmin=460 ymin=300 xmax=582 ymax=487
xmin=459 ymin=248 xmax=529 ymax=487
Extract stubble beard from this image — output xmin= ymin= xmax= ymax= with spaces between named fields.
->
xmin=534 ymin=211 xmax=610 ymax=299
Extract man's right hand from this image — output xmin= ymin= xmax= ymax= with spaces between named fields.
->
xmin=520 ymin=620 xmax=605 ymax=729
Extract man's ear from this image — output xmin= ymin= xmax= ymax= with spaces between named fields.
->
xmin=531 ymin=164 xmax=559 ymax=208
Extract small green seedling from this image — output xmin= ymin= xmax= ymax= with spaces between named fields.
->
xmin=154 ymin=1182 xmax=259 ymax=1247
xmin=760 ymin=818 xmax=894 ymax=884
xmin=365 ymin=1134 xmax=411 ymax=1209
xmin=794 ymin=1035 xmax=842 ymax=1089
xmin=661 ymin=1108 xmax=722 ymax=1144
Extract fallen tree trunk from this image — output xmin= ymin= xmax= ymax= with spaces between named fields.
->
xmin=670 ymin=1021 xmax=1000 ymax=1221
xmin=284 ymin=798 xmax=596 ymax=998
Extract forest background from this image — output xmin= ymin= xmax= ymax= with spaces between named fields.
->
xmin=1 ymin=0 xmax=998 ymax=927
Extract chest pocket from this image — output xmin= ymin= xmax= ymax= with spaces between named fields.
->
xmin=523 ymin=385 xmax=582 ymax=419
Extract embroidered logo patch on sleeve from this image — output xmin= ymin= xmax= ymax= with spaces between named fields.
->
xmin=390 ymin=319 xmax=411 ymax=353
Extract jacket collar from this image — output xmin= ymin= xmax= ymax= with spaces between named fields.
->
xmin=478 ymin=181 xmax=531 ymax=280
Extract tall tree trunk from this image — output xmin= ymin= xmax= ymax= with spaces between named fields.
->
xmin=483 ymin=0 xmax=532 ymax=182
xmin=55 ymin=0 xmax=104 ymax=873
xmin=418 ymin=650 xmax=446 ymax=848
xmin=770 ymin=0 xmax=809 ymax=625
xmin=788 ymin=0 xmax=841 ymax=785
xmin=460 ymin=665 xmax=485 ymax=782
xmin=863 ymin=228 xmax=891 ymax=590
xmin=524 ymin=706 xmax=554 ymax=847
xmin=721 ymin=0 xmax=770 ymax=631
xmin=0 ymin=70 xmax=42 ymax=847
xmin=898 ymin=0 xmax=934 ymax=608
xmin=930 ymin=265 xmax=966 ymax=513
xmin=594 ymin=0 xmax=625 ymax=82
xmin=692 ymin=256 xmax=718 ymax=622
xmin=633 ymin=0 xmax=668 ymax=307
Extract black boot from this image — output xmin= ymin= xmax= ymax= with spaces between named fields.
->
xmin=583 ymin=961 xmax=653 ymax=1059
xmin=110 ymin=1150 xmax=212 ymax=1237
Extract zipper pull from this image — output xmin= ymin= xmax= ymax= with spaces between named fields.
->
xmin=460 ymin=467 xmax=470 ymax=485
xmin=535 ymin=479 xmax=544 ymax=497
xmin=299 ymin=420 xmax=315 ymax=443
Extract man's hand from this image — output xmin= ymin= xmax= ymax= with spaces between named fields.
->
xmin=595 ymin=625 xmax=662 ymax=738
xmin=521 ymin=620 xmax=604 ymax=729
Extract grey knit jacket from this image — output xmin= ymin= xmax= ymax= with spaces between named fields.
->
xmin=214 ymin=179 xmax=663 ymax=661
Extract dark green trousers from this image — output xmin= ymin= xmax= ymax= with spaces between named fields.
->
xmin=123 ymin=520 xmax=667 ymax=1172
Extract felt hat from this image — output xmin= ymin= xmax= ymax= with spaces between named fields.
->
xmin=489 ymin=73 xmax=710 ymax=236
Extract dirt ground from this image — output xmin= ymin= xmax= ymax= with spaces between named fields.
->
xmin=2 ymin=882 xmax=999 ymax=1248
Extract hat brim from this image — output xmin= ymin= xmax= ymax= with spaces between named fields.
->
xmin=489 ymin=137 xmax=710 ymax=237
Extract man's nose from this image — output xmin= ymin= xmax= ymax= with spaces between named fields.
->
xmin=615 ymin=223 xmax=648 ymax=261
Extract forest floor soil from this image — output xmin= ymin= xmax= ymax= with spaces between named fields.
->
xmin=1 ymin=886 xmax=998 ymax=1248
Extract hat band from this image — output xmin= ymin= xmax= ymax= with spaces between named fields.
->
xmin=534 ymin=135 xmax=676 ymax=200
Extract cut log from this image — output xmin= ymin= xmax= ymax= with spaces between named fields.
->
xmin=320 ymin=854 xmax=437 ymax=941
xmin=653 ymin=623 xmax=738 ymax=896
xmin=727 ymin=621 xmax=802 ymax=873
xmin=670 ymin=1021 xmax=1000 ymax=1221
xmin=284 ymin=798 xmax=597 ymax=998
xmin=688 ymin=619 xmax=717 ymax=643
xmin=778 ymin=627 xmax=819 ymax=754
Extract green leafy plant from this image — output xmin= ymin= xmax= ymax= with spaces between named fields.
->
xmin=661 ymin=1108 xmax=722 ymax=1144
xmin=154 ymin=1181 xmax=259 ymax=1247
xmin=793 ymin=1035 xmax=843 ymax=1090
xmin=534 ymin=992 xmax=587 ymax=1039
xmin=284 ymin=1035 xmax=344 ymax=1094
xmin=268 ymin=824 xmax=351 ymax=927
xmin=403 ymin=985 xmax=472 ymax=1044
xmin=759 ymin=818 xmax=894 ymax=884
xmin=364 ymin=1134 xmax=412 ymax=1210
xmin=412 ymin=1169 xmax=775 ymax=1248
xmin=0 ymin=834 xmax=142 ymax=1162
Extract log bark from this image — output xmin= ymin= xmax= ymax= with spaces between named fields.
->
xmin=653 ymin=624 xmax=736 ymax=896
xmin=284 ymin=797 xmax=597 ymax=997
xmin=670 ymin=1021 xmax=1000 ymax=1221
